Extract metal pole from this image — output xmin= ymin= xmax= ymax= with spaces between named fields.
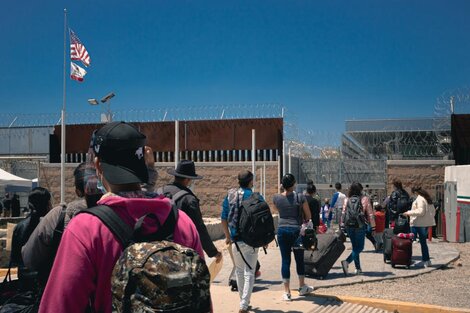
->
xmin=175 ymin=120 xmax=179 ymax=168
xmin=263 ymin=162 xmax=266 ymax=196
xmin=60 ymin=8 xmax=67 ymax=205
xmin=288 ymin=145 xmax=292 ymax=173
xmin=252 ymin=129 xmax=256 ymax=189
xmin=282 ymin=140 xmax=286 ymax=176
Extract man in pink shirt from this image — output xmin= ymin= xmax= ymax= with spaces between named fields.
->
xmin=39 ymin=121 xmax=204 ymax=313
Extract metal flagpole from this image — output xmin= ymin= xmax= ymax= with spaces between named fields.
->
xmin=60 ymin=8 xmax=67 ymax=205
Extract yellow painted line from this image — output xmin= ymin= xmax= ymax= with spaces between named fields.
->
xmin=314 ymin=294 xmax=470 ymax=313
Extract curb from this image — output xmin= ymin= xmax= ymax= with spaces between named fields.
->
xmin=312 ymin=252 xmax=461 ymax=290
xmin=313 ymin=294 xmax=470 ymax=313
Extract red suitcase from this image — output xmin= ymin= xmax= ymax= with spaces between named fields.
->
xmin=391 ymin=236 xmax=412 ymax=268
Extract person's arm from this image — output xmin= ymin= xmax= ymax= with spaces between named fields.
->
xmin=22 ymin=206 xmax=62 ymax=270
xmin=141 ymin=146 xmax=157 ymax=192
xmin=301 ymin=196 xmax=311 ymax=221
xmin=39 ymin=225 xmax=97 ymax=313
xmin=363 ymin=197 xmax=375 ymax=229
xmin=404 ymin=196 xmax=425 ymax=217
xmin=341 ymin=198 xmax=348 ymax=225
xmin=185 ymin=197 xmax=220 ymax=258
xmin=330 ymin=192 xmax=339 ymax=208
xmin=221 ymin=196 xmax=231 ymax=245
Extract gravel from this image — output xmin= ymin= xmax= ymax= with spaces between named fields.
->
xmin=317 ymin=242 xmax=470 ymax=309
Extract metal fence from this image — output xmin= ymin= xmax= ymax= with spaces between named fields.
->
xmin=300 ymin=158 xmax=387 ymax=186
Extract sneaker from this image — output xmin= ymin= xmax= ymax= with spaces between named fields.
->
xmin=355 ymin=269 xmax=363 ymax=275
xmin=239 ymin=309 xmax=249 ymax=313
xmin=282 ymin=293 xmax=292 ymax=301
xmin=298 ymin=285 xmax=314 ymax=296
xmin=341 ymin=260 xmax=349 ymax=276
xmin=424 ymin=260 xmax=432 ymax=268
xmin=255 ymin=270 xmax=261 ymax=278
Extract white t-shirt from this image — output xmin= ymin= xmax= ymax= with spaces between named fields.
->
xmin=335 ymin=191 xmax=346 ymax=209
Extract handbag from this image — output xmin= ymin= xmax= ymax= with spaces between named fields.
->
xmin=0 ymin=267 xmax=19 ymax=305
xmin=0 ymin=265 xmax=40 ymax=313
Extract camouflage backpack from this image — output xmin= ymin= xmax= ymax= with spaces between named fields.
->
xmin=80 ymin=205 xmax=211 ymax=313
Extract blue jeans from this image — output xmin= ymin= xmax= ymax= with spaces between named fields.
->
xmin=412 ymin=226 xmax=430 ymax=262
xmin=277 ymin=226 xmax=304 ymax=282
xmin=346 ymin=226 xmax=366 ymax=270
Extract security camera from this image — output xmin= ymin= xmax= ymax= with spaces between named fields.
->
xmin=101 ymin=92 xmax=115 ymax=103
xmin=88 ymin=98 xmax=99 ymax=105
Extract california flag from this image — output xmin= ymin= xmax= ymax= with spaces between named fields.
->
xmin=70 ymin=62 xmax=87 ymax=82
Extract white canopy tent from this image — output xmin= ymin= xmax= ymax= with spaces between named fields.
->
xmin=0 ymin=168 xmax=32 ymax=188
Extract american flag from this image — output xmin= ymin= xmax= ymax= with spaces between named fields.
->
xmin=69 ymin=29 xmax=91 ymax=67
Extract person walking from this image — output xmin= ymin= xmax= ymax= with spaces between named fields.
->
xmin=39 ymin=121 xmax=205 ymax=313
xmin=221 ymin=170 xmax=262 ymax=313
xmin=388 ymin=178 xmax=411 ymax=227
xmin=162 ymin=160 xmax=222 ymax=263
xmin=11 ymin=194 xmax=21 ymax=217
xmin=272 ymin=173 xmax=313 ymax=301
xmin=340 ymin=182 xmax=376 ymax=276
xmin=402 ymin=185 xmax=436 ymax=267
xmin=330 ymin=182 xmax=346 ymax=225
xmin=322 ymin=199 xmax=331 ymax=229
xmin=304 ymin=181 xmax=320 ymax=230
xmin=373 ymin=204 xmax=386 ymax=251
xmin=3 ymin=192 xmax=11 ymax=217
xmin=10 ymin=187 xmax=52 ymax=290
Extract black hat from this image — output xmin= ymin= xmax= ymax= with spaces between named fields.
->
xmin=238 ymin=170 xmax=253 ymax=184
xmin=168 ymin=160 xmax=203 ymax=180
xmin=93 ymin=121 xmax=148 ymax=185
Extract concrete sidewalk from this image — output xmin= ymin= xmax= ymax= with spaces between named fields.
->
xmin=210 ymin=237 xmax=460 ymax=312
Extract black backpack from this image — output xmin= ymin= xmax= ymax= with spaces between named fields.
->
xmin=236 ymin=193 xmax=275 ymax=248
xmin=343 ymin=195 xmax=366 ymax=229
xmin=395 ymin=190 xmax=411 ymax=215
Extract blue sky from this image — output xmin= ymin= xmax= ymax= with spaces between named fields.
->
xmin=1 ymin=0 xmax=470 ymax=135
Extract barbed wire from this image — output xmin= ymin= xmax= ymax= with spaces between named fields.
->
xmin=0 ymin=103 xmax=284 ymax=127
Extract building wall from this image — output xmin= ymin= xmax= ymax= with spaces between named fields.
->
xmin=386 ymin=160 xmax=455 ymax=198
xmin=39 ymin=161 xmax=280 ymax=217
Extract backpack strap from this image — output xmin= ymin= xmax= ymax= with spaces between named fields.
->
xmin=171 ymin=189 xmax=190 ymax=205
xmin=158 ymin=186 xmax=190 ymax=205
xmin=52 ymin=205 xmax=67 ymax=249
xmin=79 ymin=205 xmax=134 ymax=248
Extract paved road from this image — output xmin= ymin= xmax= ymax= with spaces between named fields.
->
xmin=210 ymin=235 xmax=459 ymax=312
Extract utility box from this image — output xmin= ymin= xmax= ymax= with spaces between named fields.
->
xmin=444 ymin=165 xmax=470 ymax=242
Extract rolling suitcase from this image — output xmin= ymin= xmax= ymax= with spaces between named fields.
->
xmin=391 ymin=236 xmax=412 ymax=268
xmin=383 ymin=228 xmax=394 ymax=262
xmin=304 ymin=233 xmax=345 ymax=279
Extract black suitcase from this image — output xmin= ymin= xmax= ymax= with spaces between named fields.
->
xmin=304 ymin=233 xmax=345 ymax=279
xmin=383 ymin=228 xmax=394 ymax=262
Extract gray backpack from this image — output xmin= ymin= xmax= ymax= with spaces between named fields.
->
xmin=343 ymin=196 xmax=366 ymax=228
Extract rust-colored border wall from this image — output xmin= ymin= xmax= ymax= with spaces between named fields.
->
xmin=54 ymin=118 xmax=283 ymax=154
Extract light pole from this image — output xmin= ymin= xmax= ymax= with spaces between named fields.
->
xmin=88 ymin=92 xmax=115 ymax=123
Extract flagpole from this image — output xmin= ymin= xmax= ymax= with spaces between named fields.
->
xmin=60 ymin=8 xmax=67 ymax=205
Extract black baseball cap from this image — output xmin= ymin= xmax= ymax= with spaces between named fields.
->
xmin=92 ymin=121 xmax=148 ymax=185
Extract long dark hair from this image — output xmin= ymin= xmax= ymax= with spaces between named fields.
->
xmin=28 ymin=187 xmax=51 ymax=218
xmin=348 ymin=182 xmax=362 ymax=198
xmin=306 ymin=179 xmax=316 ymax=194
xmin=411 ymin=185 xmax=433 ymax=204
